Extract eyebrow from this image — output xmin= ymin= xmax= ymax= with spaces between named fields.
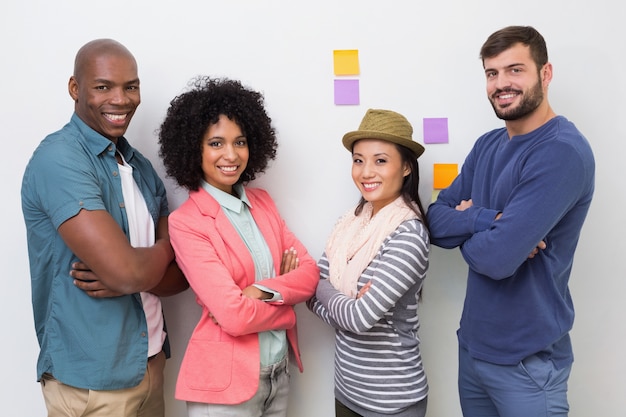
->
xmin=92 ymin=78 xmax=140 ymax=85
xmin=484 ymin=62 xmax=526 ymax=73
xmin=352 ymin=152 xmax=390 ymax=157
xmin=206 ymin=135 xmax=247 ymax=141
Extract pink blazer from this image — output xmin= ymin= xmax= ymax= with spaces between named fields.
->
xmin=169 ymin=187 xmax=319 ymax=404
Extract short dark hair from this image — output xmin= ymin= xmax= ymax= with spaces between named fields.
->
xmin=480 ymin=26 xmax=548 ymax=70
xmin=158 ymin=77 xmax=277 ymax=191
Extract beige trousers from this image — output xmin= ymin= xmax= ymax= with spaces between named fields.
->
xmin=41 ymin=351 xmax=165 ymax=417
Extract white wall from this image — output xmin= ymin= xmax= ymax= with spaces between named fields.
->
xmin=2 ymin=1 xmax=624 ymax=416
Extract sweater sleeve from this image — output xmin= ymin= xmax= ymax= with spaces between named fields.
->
xmin=428 ymin=144 xmax=500 ymax=249
xmin=306 ymin=255 xmax=341 ymax=328
xmin=457 ymin=140 xmax=591 ymax=279
xmin=309 ymin=220 xmax=429 ymax=333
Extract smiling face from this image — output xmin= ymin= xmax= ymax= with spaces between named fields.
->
xmin=351 ymin=139 xmax=410 ymax=216
xmin=201 ymin=114 xmax=249 ymax=195
xmin=484 ymin=43 xmax=548 ymax=121
xmin=69 ymin=47 xmax=140 ymax=143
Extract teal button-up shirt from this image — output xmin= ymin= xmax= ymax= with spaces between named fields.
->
xmin=21 ymin=113 xmax=169 ymax=389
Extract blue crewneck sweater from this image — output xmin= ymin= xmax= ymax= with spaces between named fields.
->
xmin=428 ymin=116 xmax=595 ymax=367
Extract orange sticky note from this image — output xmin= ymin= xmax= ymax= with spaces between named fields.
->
xmin=433 ymin=163 xmax=458 ymax=189
xmin=333 ymin=49 xmax=359 ymax=75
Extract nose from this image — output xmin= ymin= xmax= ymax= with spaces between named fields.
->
xmin=493 ymin=73 xmax=512 ymax=90
xmin=109 ymin=87 xmax=132 ymax=105
xmin=223 ymin=143 xmax=238 ymax=160
xmin=361 ymin=161 xmax=375 ymax=177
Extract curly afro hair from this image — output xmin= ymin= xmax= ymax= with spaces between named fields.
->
xmin=158 ymin=76 xmax=277 ymax=191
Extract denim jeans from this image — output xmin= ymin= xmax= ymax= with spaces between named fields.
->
xmin=458 ymin=345 xmax=570 ymax=417
xmin=187 ymin=356 xmax=290 ymax=417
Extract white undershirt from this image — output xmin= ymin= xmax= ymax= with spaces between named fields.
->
xmin=118 ymin=156 xmax=166 ymax=357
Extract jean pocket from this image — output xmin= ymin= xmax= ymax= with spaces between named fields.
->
xmin=519 ymin=354 xmax=553 ymax=389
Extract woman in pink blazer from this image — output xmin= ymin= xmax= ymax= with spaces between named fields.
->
xmin=158 ymin=77 xmax=319 ymax=417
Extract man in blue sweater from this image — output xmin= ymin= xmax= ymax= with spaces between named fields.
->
xmin=428 ymin=26 xmax=595 ymax=417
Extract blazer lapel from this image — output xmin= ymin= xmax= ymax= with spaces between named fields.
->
xmin=189 ymin=189 xmax=256 ymax=287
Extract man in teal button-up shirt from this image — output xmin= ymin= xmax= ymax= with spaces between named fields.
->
xmin=21 ymin=39 xmax=187 ymax=417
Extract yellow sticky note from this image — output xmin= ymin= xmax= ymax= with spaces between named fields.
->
xmin=431 ymin=189 xmax=441 ymax=203
xmin=333 ymin=49 xmax=359 ymax=75
xmin=433 ymin=163 xmax=458 ymax=189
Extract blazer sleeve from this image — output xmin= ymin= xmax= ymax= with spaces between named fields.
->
xmin=245 ymin=188 xmax=319 ymax=306
xmin=169 ymin=196 xmax=296 ymax=338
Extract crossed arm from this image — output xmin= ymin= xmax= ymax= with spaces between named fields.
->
xmin=209 ymin=248 xmax=299 ymax=325
xmin=241 ymin=248 xmax=299 ymax=300
xmin=454 ymin=199 xmax=545 ymax=260
xmin=63 ymin=209 xmax=187 ymax=297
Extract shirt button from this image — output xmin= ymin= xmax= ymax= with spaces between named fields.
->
xmin=141 ymin=332 xmax=146 ymax=337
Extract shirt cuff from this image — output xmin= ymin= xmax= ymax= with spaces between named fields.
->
xmin=252 ymin=284 xmax=283 ymax=303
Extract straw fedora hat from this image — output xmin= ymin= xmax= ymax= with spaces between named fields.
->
xmin=342 ymin=109 xmax=425 ymax=158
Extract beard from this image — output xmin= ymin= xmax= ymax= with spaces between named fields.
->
xmin=489 ymin=77 xmax=544 ymax=121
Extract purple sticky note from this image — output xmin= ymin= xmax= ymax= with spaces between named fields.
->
xmin=334 ymin=79 xmax=360 ymax=105
xmin=423 ymin=118 xmax=449 ymax=144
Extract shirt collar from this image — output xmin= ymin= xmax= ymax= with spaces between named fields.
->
xmin=201 ymin=182 xmax=251 ymax=214
xmin=71 ymin=113 xmax=135 ymax=161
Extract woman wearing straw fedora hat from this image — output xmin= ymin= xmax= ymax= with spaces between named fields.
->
xmin=308 ymin=109 xmax=430 ymax=417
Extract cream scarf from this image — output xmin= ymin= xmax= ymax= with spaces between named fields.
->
xmin=325 ymin=196 xmax=418 ymax=298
